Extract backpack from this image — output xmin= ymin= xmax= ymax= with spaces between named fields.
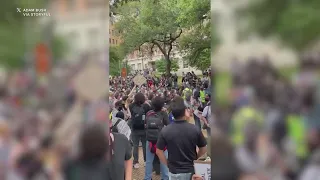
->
xmin=111 ymin=119 xmax=122 ymax=133
xmin=131 ymin=105 xmax=146 ymax=130
xmin=145 ymin=110 xmax=163 ymax=143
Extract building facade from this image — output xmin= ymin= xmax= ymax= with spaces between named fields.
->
xmin=109 ymin=17 xmax=121 ymax=46
xmin=50 ymin=0 xmax=109 ymax=62
xmin=124 ymin=46 xmax=202 ymax=76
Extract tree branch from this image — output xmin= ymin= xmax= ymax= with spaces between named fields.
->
xmin=168 ymin=43 xmax=173 ymax=58
xmin=170 ymin=29 xmax=183 ymax=43
xmin=152 ymin=40 xmax=167 ymax=58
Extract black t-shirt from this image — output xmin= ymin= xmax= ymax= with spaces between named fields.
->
xmin=63 ymin=133 xmax=132 ymax=180
xmin=156 ymin=120 xmax=207 ymax=174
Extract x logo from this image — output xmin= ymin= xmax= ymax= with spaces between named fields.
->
xmin=17 ymin=8 xmax=21 ymax=12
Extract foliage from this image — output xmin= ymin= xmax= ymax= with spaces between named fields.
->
xmin=155 ymin=59 xmax=179 ymax=74
xmin=51 ymin=36 xmax=68 ymax=64
xmin=114 ymin=0 xmax=184 ymax=75
xmin=179 ymin=21 xmax=215 ymax=71
xmin=110 ymin=46 xmax=128 ymax=76
xmin=0 ymin=0 xmax=66 ymax=70
xmin=238 ymin=0 xmax=320 ymax=51
xmin=166 ymin=0 xmax=215 ymax=71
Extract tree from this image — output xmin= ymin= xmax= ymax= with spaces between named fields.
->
xmin=178 ymin=21 xmax=216 ymax=71
xmin=0 ymin=0 xmax=66 ymax=70
xmin=171 ymin=0 xmax=217 ymax=71
xmin=155 ymin=59 xmax=179 ymax=74
xmin=110 ymin=46 xmax=130 ymax=76
xmin=238 ymin=0 xmax=320 ymax=51
xmin=114 ymin=0 xmax=184 ymax=75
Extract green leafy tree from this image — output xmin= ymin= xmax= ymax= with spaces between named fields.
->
xmin=238 ymin=0 xmax=320 ymax=51
xmin=110 ymin=46 xmax=131 ymax=76
xmin=0 ymin=0 xmax=66 ymax=70
xmin=179 ymin=22 xmax=215 ymax=71
xmin=155 ymin=59 xmax=179 ymax=74
xmin=165 ymin=0 xmax=215 ymax=71
xmin=115 ymin=0 xmax=184 ymax=75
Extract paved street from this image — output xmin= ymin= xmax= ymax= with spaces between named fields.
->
xmin=132 ymin=118 xmax=208 ymax=180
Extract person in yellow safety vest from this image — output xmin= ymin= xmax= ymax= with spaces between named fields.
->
xmin=200 ymin=88 xmax=206 ymax=103
xmin=231 ymin=106 xmax=263 ymax=146
xmin=183 ymin=87 xmax=192 ymax=100
xmin=286 ymin=114 xmax=308 ymax=160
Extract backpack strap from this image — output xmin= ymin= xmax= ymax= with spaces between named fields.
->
xmin=146 ymin=110 xmax=156 ymax=117
xmin=113 ymin=119 xmax=122 ymax=128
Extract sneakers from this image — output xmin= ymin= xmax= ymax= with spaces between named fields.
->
xmin=133 ymin=163 xmax=140 ymax=169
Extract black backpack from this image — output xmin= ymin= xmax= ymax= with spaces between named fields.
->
xmin=145 ymin=110 xmax=163 ymax=143
xmin=131 ymin=105 xmax=146 ymax=130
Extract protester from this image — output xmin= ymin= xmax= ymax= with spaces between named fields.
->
xmin=156 ymin=96 xmax=207 ymax=179
xmin=111 ymin=111 xmax=131 ymax=140
xmin=63 ymin=122 xmax=132 ymax=180
xmin=219 ymin=55 xmax=320 ymax=180
xmin=144 ymin=96 xmax=169 ymax=180
xmin=129 ymin=92 xmax=150 ymax=169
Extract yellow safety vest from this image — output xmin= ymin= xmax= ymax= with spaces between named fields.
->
xmin=231 ymin=106 xmax=263 ymax=146
xmin=286 ymin=115 xmax=308 ymax=159
xmin=200 ymin=91 xmax=205 ymax=103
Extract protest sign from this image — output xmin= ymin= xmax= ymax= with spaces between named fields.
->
xmin=194 ymin=160 xmax=211 ymax=180
xmin=73 ymin=60 xmax=108 ymax=101
xmin=133 ymin=74 xmax=146 ymax=86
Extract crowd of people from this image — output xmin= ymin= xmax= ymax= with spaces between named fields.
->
xmin=0 ymin=66 xmax=213 ymax=180
xmin=2 ymin=53 xmax=319 ymax=180
xmin=109 ymin=69 xmax=212 ymax=179
xmin=210 ymin=55 xmax=320 ymax=180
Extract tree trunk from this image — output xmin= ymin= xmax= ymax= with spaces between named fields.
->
xmin=166 ymin=57 xmax=171 ymax=76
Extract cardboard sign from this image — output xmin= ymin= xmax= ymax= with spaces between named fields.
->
xmin=133 ymin=74 xmax=146 ymax=86
xmin=194 ymin=160 xmax=211 ymax=180
xmin=73 ymin=60 xmax=108 ymax=101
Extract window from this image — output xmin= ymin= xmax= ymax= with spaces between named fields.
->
xmin=137 ymin=63 xmax=142 ymax=70
xmin=112 ymin=39 xmax=115 ymax=44
xmin=131 ymin=64 xmax=136 ymax=70
xmin=183 ymin=60 xmax=188 ymax=68
xmin=145 ymin=64 xmax=148 ymax=69
xmin=115 ymin=40 xmax=118 ymax=44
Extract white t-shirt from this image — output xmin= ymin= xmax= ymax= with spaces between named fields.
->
xmin=202 ymin=106 xmax=212 ymax=124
